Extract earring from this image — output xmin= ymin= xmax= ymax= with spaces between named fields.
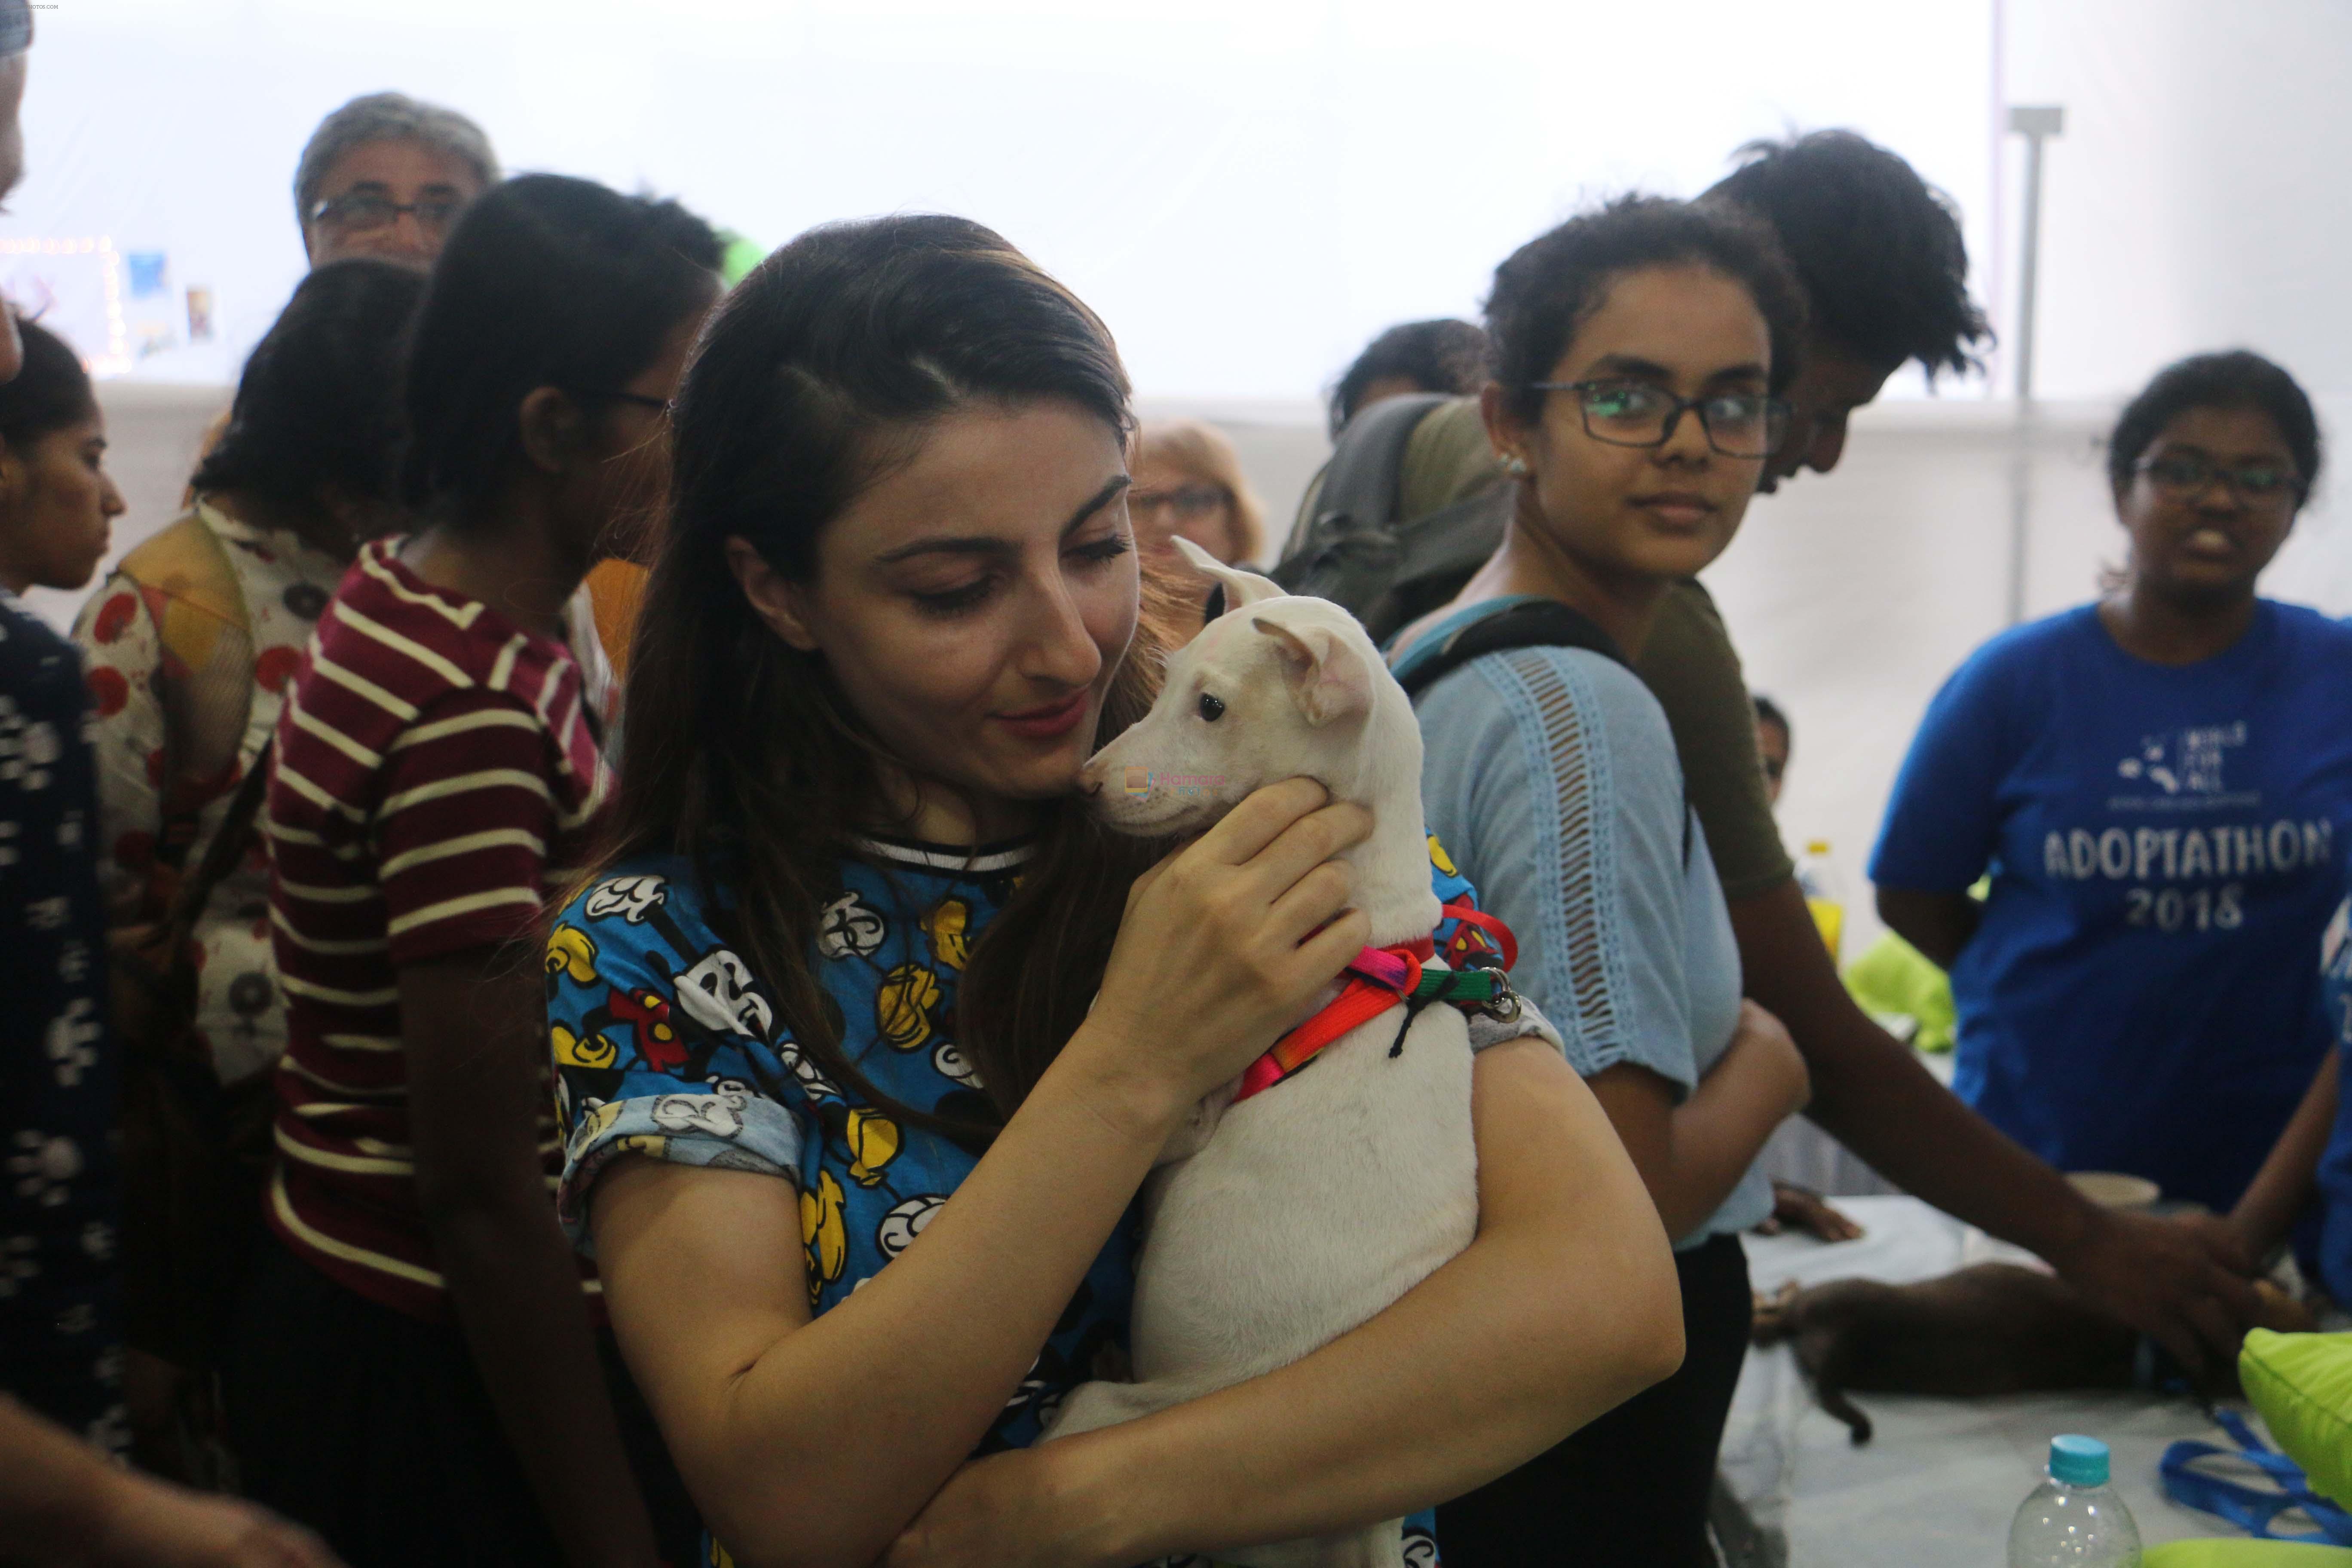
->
xmin=1501 ymin=453 xmax=1530 ymax=478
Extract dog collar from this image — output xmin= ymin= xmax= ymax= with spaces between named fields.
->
xmin=1231 ymin=903 xmax=1519 ymax=1105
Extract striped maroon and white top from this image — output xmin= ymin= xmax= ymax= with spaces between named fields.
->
xmin=264 ymin=538 xmax=610 ymax=1319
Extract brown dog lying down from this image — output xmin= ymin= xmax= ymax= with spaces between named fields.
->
xmin=1752 ymin=1265 xmax=2316 ymax=1445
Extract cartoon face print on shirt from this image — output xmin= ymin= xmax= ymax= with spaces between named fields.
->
xmin=584 ymin=873 xmax=668 ymax=924
xmin=818 ymin=890 xmax=887 ymax=960
xmin=931 ymin=1038 xmax=982 ymax=1088
xmin=876 ymin=1193 xmax=943 ymax=1259
xmin=676 ymin=947 xmax=772 ymax=1040
xmin=652 ymin=1080 xmax=755 ymax=1139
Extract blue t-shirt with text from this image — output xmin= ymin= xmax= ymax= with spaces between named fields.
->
xmin=1870 ymin=601 xmax=2352 ymax=1210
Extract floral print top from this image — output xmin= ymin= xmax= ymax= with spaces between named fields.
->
xmin=73 ymin=502 xmax=346 ymax=1085
xmin=0 ymin=589 xmax=124 ymax=1452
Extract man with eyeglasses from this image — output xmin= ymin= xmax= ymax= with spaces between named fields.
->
xmin=1286 ymin=128 xmax=2270 ymax=1380
xmin=1649 ymin=134 xmax=2270 ymax=1381
xmin=294 ymin=93 xmax=499 ymax=270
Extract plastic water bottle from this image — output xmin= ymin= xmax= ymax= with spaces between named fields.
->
xmin=2008 ymin=1435 xmax=2143 ymax=1565
xmin=1797 ymin=839 xmax=1844 ymax=960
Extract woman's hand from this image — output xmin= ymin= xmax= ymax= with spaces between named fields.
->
xmin=88 ymin=1480 xmax=347 ymax=1568
xmin=1072 ymin=777 xmax=1372 ymax=1135
xmin=1754 ymin=1181 xmax=1865 ymax=1242
xmin=2049 ymin=1204 xmax=2261 ymax=1382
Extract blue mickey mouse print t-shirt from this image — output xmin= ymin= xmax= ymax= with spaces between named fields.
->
xmin=1871 ymin=601 xmax=2352 ymax=1210
xmin=551 ymin=831 xmax=1502 ymax=1566
xmin=548 ymin=833 xmax=1131 ymax=1457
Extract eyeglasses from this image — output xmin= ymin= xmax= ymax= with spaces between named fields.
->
xmin=1529 ymin=379 xmax=1791 ymax=460
xmin=569 ymin=389 xmax=672 ymax=415
xmin=1129 ymin=484 xmax=1228 ymax=521
xmin=2134 ymin=453 xmax=2303 ymax=509
xmin=308 ymin=191 xmax=467 ymax=236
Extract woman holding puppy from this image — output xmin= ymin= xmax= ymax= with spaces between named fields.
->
xmin=547 ymin=215 xmax=1681 ymax=1568
xmin=1386 ymin=198 xmax=1815 ymax=1565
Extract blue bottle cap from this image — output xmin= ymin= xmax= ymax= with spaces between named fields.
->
xmin=2049 ymin=1434 xmax=2110 ymax=1487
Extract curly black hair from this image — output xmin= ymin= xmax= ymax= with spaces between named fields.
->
xmin=1327 ymin=318 xmax=1490 ymax=438
xmin=189 ymin=257 xmax=426 ymax=509
xmin=2106 ymin=349 xmax=2321 ymax=496
xmin=1484 ymin=195 xmax=1807 ymax=425
xmin=1706 ymin=130 xmax=1990 ymax=380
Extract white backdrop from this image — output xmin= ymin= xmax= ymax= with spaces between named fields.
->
xmin=12 ymin=0 xmax=1995 ymax=400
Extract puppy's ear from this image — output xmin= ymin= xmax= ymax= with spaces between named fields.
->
xmin=1174 ymin=536 xmax=1284 ymax=614
xmin=1253 ymin=613 xmax=1371 ymax=727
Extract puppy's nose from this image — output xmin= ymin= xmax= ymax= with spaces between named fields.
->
xmin=1076 ymin=761 xmax=1105 ymax=798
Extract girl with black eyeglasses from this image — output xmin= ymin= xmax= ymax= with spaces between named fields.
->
xmin=1875 ymin=351 xmax=2352 ymax=1227
xmin=1386 ymin=195 xmax=1816 ymax=1565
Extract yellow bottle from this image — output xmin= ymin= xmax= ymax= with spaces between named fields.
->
xmin=1798 ymin=839 xmax=1843 ymax=960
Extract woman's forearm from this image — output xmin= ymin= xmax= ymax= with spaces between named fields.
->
xmin=0 ymin=1393 xmax=125 ymax=1560
xmin=1651 ymin=1028 xmax=1806 ymax=1239
xmin=406 ymin=956 xmax=660 ymax=1568
xmin=1876 ymin=885 xmax=1980 ymax=971
xmin=2232 ymin=1050 xmax=2340 ymax=1260
xmin=615 ymin=1020 xmax=1184 ymax=1568
xmin=432 ymin=1203 xmax=659 ymax=1568
xmin=1032 ymin=1041 xmax=1681 ymax=1565
xmin=1587 ymin=1014 xmax=1804 ymax=1244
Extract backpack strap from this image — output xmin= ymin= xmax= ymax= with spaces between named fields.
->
xmin=1397 ymin=600 xmax=1690 ymax=867
xmin=165 ymin=738 xmax=273 ymax=947
xmin=1395 ymin=598 xmax=1629 ymax=696
xmin=120 ymin=738 xmax=275 ymax=1066
xmin=1273 ymin=392 xmax=1449 ymax=586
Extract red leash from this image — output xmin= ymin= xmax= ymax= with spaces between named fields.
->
xmin=1231 ymin=904 xmax=1515 ymax=1105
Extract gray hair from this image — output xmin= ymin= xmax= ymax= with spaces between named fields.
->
xmin=293 ymin=92 xmax=500 ymax=231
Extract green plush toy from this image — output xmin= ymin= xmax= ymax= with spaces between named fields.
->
xmin=2144 ymin=1544 xmax=2352 ymax=1565
xmin=2241 ymin=1329 xmax=2352 ymax=1513
xmin=1842 ymin=929 xmax=1958 ymax=1053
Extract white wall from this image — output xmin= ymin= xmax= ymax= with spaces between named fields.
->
xmin=12 ymin=0 xmax=1994 ymax=403
xmin=2000 ymin=0 xmax=2352 ymax=403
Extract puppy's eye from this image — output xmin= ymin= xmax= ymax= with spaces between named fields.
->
xmin=1197 ymin=692 xmax=1226 ymax=722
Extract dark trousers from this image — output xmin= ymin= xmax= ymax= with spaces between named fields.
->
xmin=224 ymin=1233 xmax=699 ymax=1568
xmin=1436 ymin=1231 xmax=1753 ymax=1568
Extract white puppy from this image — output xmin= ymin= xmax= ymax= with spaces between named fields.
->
xmin=1052 ymin=539 xmax=1479 ymax=1568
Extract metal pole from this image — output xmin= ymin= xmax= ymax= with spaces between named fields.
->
xmin=2005 ymin=105 xmax=2063 ymax=625
xmin=2014 ymin=131 xmax=2046 ymax=403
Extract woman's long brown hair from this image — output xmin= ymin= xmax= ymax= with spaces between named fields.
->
xmin=590 ymin=215 xmax=1183 ymax=1143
